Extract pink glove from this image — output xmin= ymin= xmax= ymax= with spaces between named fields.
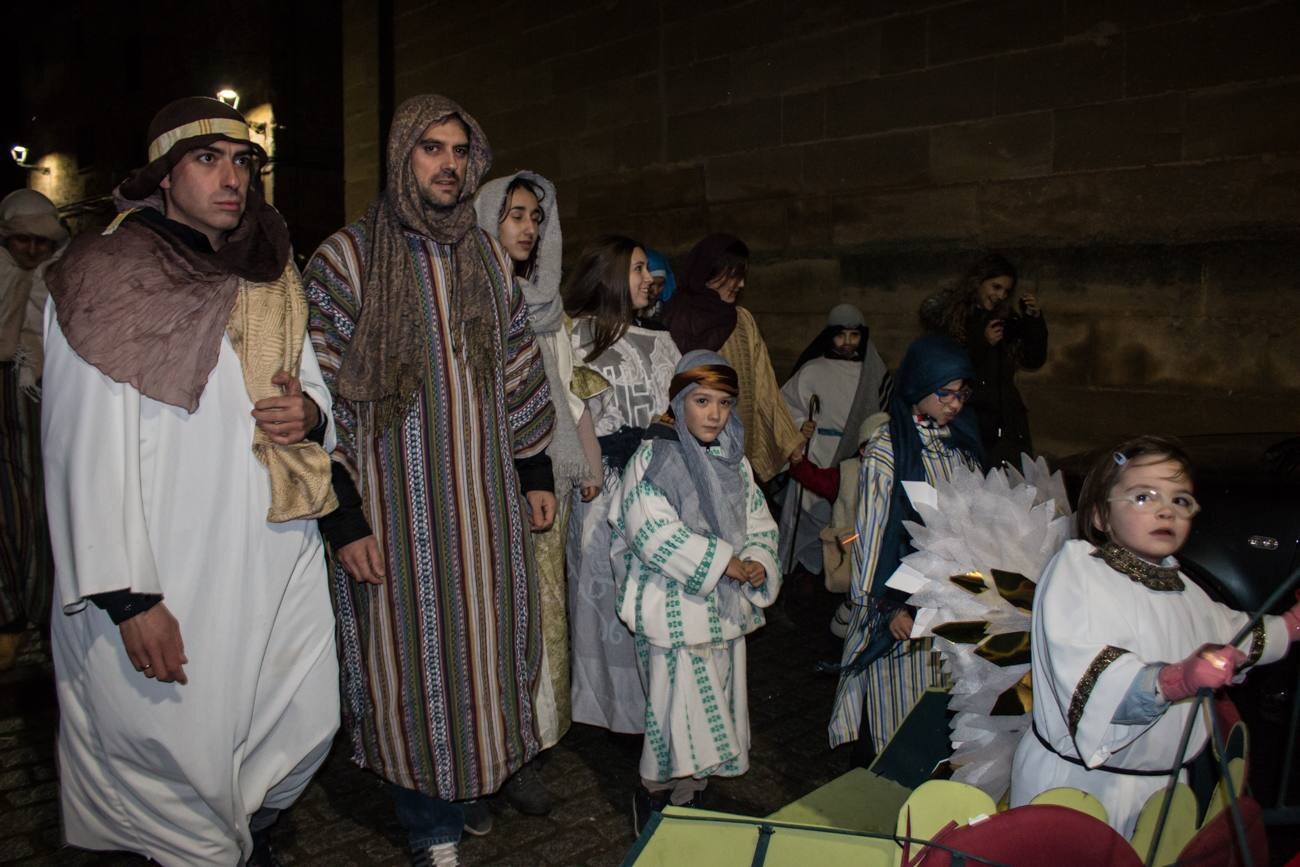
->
xmin=1157 ymin=644 xmax=1247 ymax=702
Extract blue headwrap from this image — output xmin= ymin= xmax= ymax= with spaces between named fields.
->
xmin=869 ymin=335 xmax=982 ymax=601
xmin=644 ymin=247 xmax=677 ymax=303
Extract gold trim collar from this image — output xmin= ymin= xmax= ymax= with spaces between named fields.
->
xmin=1093 ymin=543 xmax=1184 ymax=592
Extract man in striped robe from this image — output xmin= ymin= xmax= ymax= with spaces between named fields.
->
xmin=304 ymin=95 xmax=555 ymax=866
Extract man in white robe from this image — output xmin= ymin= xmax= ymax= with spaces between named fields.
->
xmin=41 ymin=97 xmax=340 ymax=866
xmin=778 ymin=304 xmax=889 ymax=575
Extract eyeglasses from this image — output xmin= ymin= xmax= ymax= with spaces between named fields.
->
xmin=933 ymin=387 xmax=973 ymax=404
xmin=1108 ymin=488 xmax=1201 ymax=518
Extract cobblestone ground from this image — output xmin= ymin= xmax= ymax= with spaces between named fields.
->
xmin=0 ymin=587 xmax=851 ymax=866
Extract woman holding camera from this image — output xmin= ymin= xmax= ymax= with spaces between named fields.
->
xmin=919 ymin=253 xmax=1047 ymax=469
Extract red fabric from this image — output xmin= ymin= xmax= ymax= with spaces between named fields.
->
xmin=1175 ymin=792 xmax=1268 ymax=866
xmin=788 ymin=458 xmax=839 ymax=501
xmin=914 ymin=805 xmax=1141 ymax=867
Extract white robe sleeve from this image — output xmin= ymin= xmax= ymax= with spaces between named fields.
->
xmin=780 ymin=366 xmax=810 ymax=425
xmin=736 ymin=456 xmax=781 ymax=607
xmin=613 ymin=442 xmax=733 ymax=598
xmin=1035 ymin=559 xmax=1153 ymax=767
xmin=42 ymin=299 xmax=162 ymax=609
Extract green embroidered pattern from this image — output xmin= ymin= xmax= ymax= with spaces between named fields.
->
xmin=684 ymin=536 xmax=718 ymax=595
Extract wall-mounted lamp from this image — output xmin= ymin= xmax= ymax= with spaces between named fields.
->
xmin=216 ymin=88 xmax=240 ymax=110
xmin=10 ymin=144 xmax=50 ymax=175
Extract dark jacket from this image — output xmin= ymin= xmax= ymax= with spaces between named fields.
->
xmin=919 ymin=294 xmax=1048 ymax=469
xmin=961 ymin=305 xmax=1047 ymax=468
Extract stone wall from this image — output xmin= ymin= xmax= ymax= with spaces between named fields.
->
xmin=343 ymin=0 xmax=1300 ymax=456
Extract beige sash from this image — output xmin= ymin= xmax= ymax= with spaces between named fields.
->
xmin=226 ymin=263 xmax=338 ymax=523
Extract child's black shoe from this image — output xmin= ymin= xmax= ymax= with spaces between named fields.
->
xmin=631 ymin=787 xmax=671 ymax=837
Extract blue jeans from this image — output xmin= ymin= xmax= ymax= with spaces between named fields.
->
xmin=386 ymin=782 xmax=463 ymax=849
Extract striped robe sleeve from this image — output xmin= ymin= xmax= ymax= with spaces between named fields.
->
xmin=502 ymin=283 xmax=554 ymax=460
xmin=850 ymin=426 xmax=895 ymax=603
xmin=302 ymin=233 xmax=363 ymax=482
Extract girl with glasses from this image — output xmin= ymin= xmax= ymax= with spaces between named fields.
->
xmin=1010 ymin=435 xmax=1300 ymax=836
xmin=828 ymin=335 xmax=983 ymax=768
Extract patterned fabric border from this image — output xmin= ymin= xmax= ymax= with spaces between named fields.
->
xmin=1092 ymin=543 xmax=1184 ymax=592
xmin=1068 ymin=646 xmax=1129 ymax=735
xmin=1244 ymin=621 xmax=1267 ymax=669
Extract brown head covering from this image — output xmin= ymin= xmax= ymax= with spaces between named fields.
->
xmin=337 ymin=95 xmax=500 ymax=414
xmin=662 ymin=233 xmax=748 ymax=353
xmin=119 ymin=96 xmax=268 ymax=201
xmin=44 ymin=97 xmax=290 ymax=412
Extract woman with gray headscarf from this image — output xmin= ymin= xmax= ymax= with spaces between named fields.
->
xmin=609 ymin=350 xmax=781 ymax=833
xmin=474 ymin=171 xmax=602 ymax=815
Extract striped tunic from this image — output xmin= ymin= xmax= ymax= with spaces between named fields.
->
xmin=828 ymin=419 xmax=977 ymax=750
xmin=304 ymin=220 xmax=554 ymax=800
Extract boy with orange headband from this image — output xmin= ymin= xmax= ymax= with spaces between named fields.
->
xmin=611 ymin=349 xmax=781 ymax=834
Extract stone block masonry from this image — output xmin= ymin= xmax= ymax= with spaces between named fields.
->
xmin=343 ymin=0 xmax=1300 ymax=456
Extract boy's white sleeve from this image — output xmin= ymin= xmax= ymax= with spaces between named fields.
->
xmin=611 ymin=442 xmax=733 ymax=598
xmin=737 ymin=458 xmax=781 ymax=606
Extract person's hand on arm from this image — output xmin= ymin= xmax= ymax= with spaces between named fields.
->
xmin=983 ymin=319 xmax=1005 ymax=347
xmin=120 ymin=604 xmax=188 ymax=684
xmin=338 ymin=535 xmax=386 ymax=585
xmin=252 ymin=371 xmax=321 ymax=445
xmin=741 ymin=559 xmax=767 ymax=589
xmin=889 ymin=608 xmax=914 ymax=641
xmin=526 ymin=490 xmax=557 ymax=532
xmin=1019 ymin=292 xmax=1041 ymax=318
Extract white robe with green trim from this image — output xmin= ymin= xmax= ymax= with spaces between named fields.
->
xmin=610 ymin=439 xmax=780 ymax=782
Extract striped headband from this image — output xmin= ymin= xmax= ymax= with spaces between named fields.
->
xmin=148 ymin=117 xmax=251 ymax=162
xmin=669 ymin=363 xmax=739 ymax=400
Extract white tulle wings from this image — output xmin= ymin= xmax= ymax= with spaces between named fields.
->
xmin=885 ymin=454 xmax=1074 ymax=799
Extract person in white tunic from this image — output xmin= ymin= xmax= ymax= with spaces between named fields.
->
xmin=611 ymin=350 xmax=780 ymax=833
xmin=778 ymin=303 xmax=890 ymax=576
xmin=1010 ymin=436 xmax=1300 ymax=838
xmin=563 ymin=235 xmax=680 ymax=734
xmin=41 ymin=97 xmax=340 ymax=866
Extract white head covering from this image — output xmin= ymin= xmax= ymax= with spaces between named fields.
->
xmin=474 ymin=170 xmax=563 ymax=333
xmin=0 ymin=189 xmax=68 ymax=242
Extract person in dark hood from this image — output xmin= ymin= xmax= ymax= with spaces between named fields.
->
xmin=919 ymin=253 xmax=1047 ymax=469
xmin=662 ymin=233 xmax=803 ymax=483
xmin=826 ymin=335 xmax=982 ymax=769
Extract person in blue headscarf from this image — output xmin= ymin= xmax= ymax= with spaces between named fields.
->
xmin=635 ymin=246 xmax=677 ymax=328
xmin=610 ymin=349 xmax=781 ymax=834
xmin=826 ymin=335 xmax=983 ymax=767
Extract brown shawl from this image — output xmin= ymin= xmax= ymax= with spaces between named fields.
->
xmin=44 ymin=189 xmax=290 ymax=411
xmin=336 ymin=94 xmax=499 ymax=418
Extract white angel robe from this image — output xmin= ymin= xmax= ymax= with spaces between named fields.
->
xmin=1010 ymin=539 xmax=1290 ymax=837
xmin=610 ymin=439 xmax=781 ymax=783
xmin=42 ymin=302 xmax=340 ymax=865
